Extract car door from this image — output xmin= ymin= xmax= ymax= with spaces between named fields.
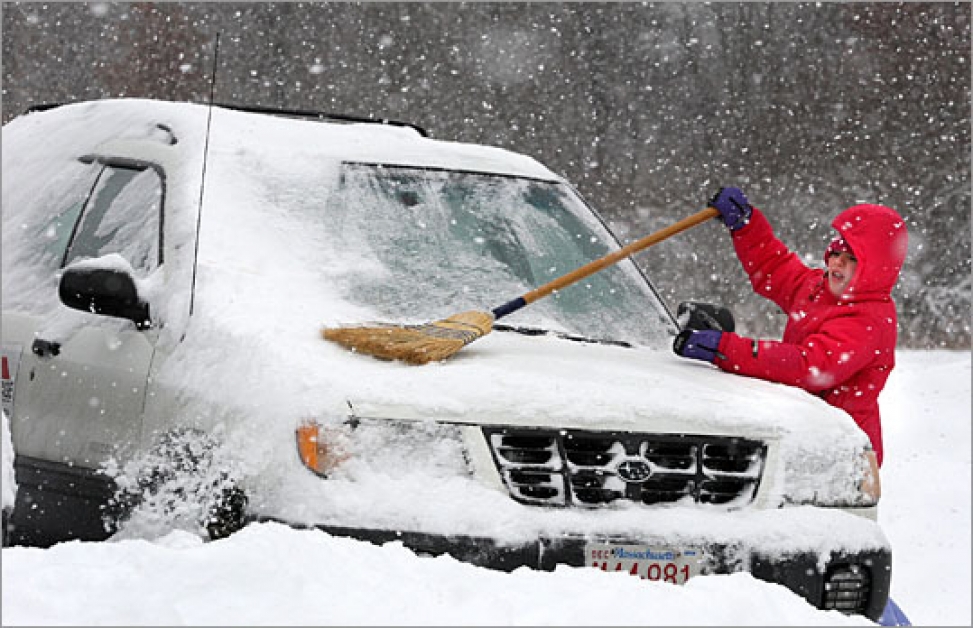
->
xmin=5 ymin=160 xmax=163 ymax=544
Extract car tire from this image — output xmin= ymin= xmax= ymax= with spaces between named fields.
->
xmin=204 ymin=482 xmax=248 ymax=541
xmin=118 ymin=428 xmax=248 ymax=541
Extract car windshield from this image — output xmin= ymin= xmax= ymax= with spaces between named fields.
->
xmin=320 ymin=163 xmax=675 ymax=347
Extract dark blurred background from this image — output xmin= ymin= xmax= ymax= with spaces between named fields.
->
xmin=3 ymin=2 xmax=969 ymax=348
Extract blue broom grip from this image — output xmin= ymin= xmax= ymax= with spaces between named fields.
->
xmin=491 ymin=297 xmax=527 ymax=320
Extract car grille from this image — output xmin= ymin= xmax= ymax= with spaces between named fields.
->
xmin=482 ymin=428 xmax=766 ymax=508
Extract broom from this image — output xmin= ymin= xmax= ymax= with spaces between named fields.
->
xmin=322 ymin=206 xmax=719 ymax=365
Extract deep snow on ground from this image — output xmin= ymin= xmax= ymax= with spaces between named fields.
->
xmin=1 ymin=349 xmax=969 ymax=626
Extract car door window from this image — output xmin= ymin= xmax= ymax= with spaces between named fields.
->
xmin=39 ymin=196 xmax=87 ymax=265
xmin=62 ymin=164 xmax=163 ymax=275
xmin=20 ymin=160 xmax=102 ymax=272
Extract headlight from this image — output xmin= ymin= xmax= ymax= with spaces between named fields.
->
xmin=782 ymin=445 xmax=881 ymax=510
xmin=295 ymin=416 xmax=472 ymax=479
xmin=295 ymin=419 xmax=350 ymax=477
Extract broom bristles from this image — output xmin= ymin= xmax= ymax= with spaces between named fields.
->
xmin=321 ymin=310 xmax=495 ymax=365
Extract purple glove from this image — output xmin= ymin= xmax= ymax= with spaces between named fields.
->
xmin=673 ymin=329 xmax=724 ymax=362
xmin=709 ymin=187 xmax=752 ymax=231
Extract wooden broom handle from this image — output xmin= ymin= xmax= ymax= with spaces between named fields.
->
xmin=491 ymin=207 xmax=719 ymax=319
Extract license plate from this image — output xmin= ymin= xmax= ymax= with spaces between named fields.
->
xmin=585 ymin=543 xmax=703 ymax=585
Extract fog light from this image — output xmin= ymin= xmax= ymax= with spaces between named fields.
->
xmin=296 ymin=420 xmax=349 ymax=477
xmin=822 ymin=563 xmax=871 ymax=614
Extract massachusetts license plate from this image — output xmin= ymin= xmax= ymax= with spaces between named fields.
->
xmin=585 ymin=543 xmax=703 ymax=584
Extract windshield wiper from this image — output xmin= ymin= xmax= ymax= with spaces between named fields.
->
xmin=492 ymin=323 xmax=632 ymax=348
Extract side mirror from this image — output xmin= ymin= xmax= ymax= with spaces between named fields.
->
xmin=676 ymin=301 xmax=735 ymax=333
xmin=59 ymin=265 xmax=152 ymax=330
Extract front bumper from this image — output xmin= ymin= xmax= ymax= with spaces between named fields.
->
xmin=256 ymin=516 xmax=891 ymax=622
xmin=5 ymin=455 xmax=891 ymax=621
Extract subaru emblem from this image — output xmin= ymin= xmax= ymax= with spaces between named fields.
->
xmin=617 ymin=459 xmax=652 ymax=483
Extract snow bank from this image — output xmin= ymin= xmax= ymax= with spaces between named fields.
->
xmin=0 ymin=522 xmax=874 ymax=626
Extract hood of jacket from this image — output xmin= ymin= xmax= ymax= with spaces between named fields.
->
xmin=827 ymin=203 xmax=908 ymax=301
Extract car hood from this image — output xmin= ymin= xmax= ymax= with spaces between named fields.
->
xmin=155 ymin=303 xmax=868 ymax=461
xmin=338 ymin=329 xmax=858 ymax=444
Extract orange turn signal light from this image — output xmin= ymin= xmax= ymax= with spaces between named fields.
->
xmin=296 ymin=420 xmax=349 ymax=477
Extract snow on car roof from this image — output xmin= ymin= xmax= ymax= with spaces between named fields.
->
xmin=20 ymin=98 xmax=561 ymax=180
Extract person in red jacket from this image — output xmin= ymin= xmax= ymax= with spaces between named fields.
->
xmin=673 ymin=187 xmax=909 ymax=467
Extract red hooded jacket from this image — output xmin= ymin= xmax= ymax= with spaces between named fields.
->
xmin=713 ymin=204 xmax=909 ymax=466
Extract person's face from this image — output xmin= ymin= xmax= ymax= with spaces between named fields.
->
xmin=827 ymin=251 xmax=857 ymax=297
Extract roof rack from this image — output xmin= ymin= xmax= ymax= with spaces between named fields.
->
xmin=213 ymin=102 xmax=429 ymax=137
xmin=21 ymin=100 xmax=430 ymax=138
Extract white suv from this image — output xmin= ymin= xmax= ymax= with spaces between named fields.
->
xmin=1 ymin=99 xmax=890 ymax=621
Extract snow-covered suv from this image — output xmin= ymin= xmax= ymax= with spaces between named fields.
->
xmin=1 ymin=99 xmax=890 ymax=620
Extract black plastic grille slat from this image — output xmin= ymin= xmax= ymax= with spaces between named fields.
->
xmin=574 ymin=488 xmax=621 ymax=503
xmin=699 ymin=493 xmax=737 ymax=505
xmin=703 ymin=443 xmax=762 ymax=473
xmin=564 ymin=436 xmax=616 ymax=451
xmin=518 ymin=485 xmax=560 ymax=499
xmin=502 ymin=435 xmax=555 ymax=449
xmin=570 ymin=472 xmax=605 ymax=489
xmin=485 ymin=428 xmax=765 ymax=508
xmin=647 ymin=454 xmax=695 ymax=470
xmin=640 ymin=476 xmax=695 ymax=504
xmin=563 ymin=436 xmax=618 ymax=467
xmin=701 ymin=478 xmax=753 ymax=495
xmin=565 ymin=451 xmax=615 ymax=466
xmin=645 ymin=443 xmax=696 ymax=470
xmin=498 ymin=447 xmax=553 ymax=465
xmin=703 ymin=457 xmax=753 ymax=473
xmin=645 ymin=443 xmax=695 ymax=456
xmin=508 ymin=471 xmax=553 ymax=485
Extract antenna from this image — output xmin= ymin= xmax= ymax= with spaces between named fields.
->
xmin=189 ymin=32 xmax=221 ymax=317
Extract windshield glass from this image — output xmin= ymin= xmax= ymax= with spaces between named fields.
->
xmin=322 ymin=164 xmax=675 ymax=347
